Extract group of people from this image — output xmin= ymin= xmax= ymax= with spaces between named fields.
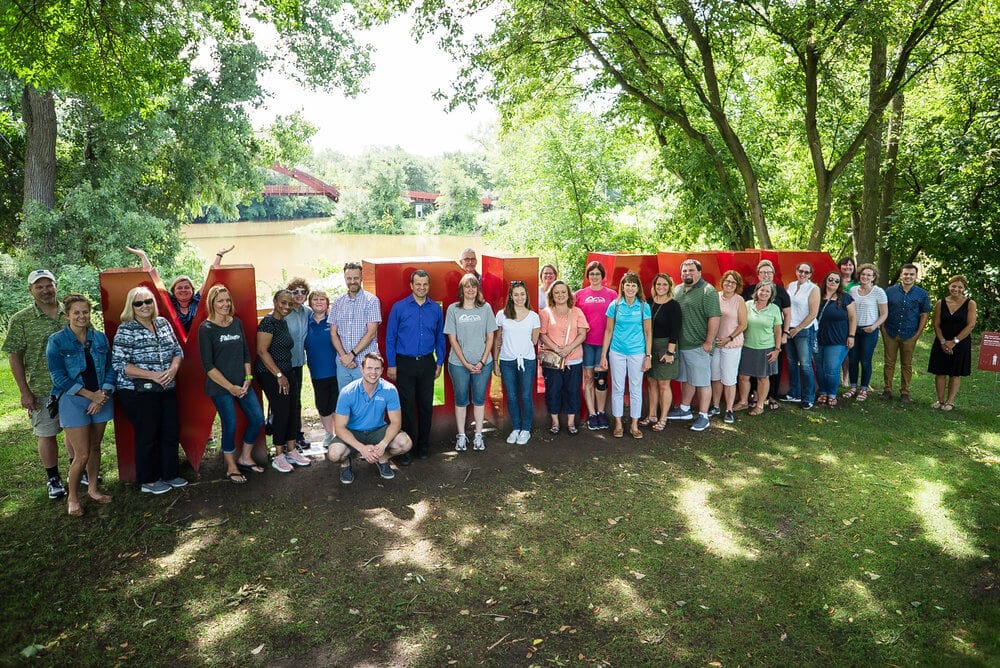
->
xmin=4 ymin=247 xmax=979 ymax=515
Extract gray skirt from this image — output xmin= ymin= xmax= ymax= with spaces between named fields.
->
xmin=738 ymin=347 xmax=777 ymax=378
xmin=647 ymin=337 xmax=679 ymax=381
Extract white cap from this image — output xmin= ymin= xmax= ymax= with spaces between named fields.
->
xmin=28 ymin=269 xmax=56 ymax=285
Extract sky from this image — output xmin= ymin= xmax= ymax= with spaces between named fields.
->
xmin=252 ymin=16 xmax=497 ymax=158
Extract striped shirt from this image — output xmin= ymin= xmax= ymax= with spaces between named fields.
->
xmin=111 ymin=318 xmax=183 ymax=390
xmin=327 ymin=289 xmax=382 ymax=363
xmin=849 ymin=285 xmax=887 ymax=328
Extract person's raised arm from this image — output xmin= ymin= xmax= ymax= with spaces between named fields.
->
xmin=125 ymin=246 xmax=153 ymax=271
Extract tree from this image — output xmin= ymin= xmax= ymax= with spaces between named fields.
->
xmin=434 ymin=157 xmax=482 ymax=232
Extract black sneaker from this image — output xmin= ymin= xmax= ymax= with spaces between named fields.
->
xmin=801 ymin=401 xmax=814 ymax=410
xmin=47 ymin=476 xmax=66 ymax=499
xmin=397 ymin=453 xmax=412 ymax=466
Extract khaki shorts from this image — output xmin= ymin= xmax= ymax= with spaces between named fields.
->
xmin=30 ymin=405 xmax=62 ymax=438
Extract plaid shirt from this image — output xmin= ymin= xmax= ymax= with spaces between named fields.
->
xmin=2 ymin=303 xmax=66 ymax=396
xmin=327 ymin=289 xmax=382 ymax=364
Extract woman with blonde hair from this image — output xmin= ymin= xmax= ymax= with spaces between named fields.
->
xmin=112 ymin=286 xmax=187 ymax=494
xmin=641 ymin=273 xmax=680 ymax=431
xmin=599 ymin=272 xmax=652 ymax=438
xmin=539 ymin=281 xmax=589 ymax=434
xmin=845 ymin=263 xmax=888 ymax=401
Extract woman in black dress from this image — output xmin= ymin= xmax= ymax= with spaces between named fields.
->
xmin=641 ymin=273 xmax=681 ymax=431
xmin=928 ymin=275 xmax=977 ymax=411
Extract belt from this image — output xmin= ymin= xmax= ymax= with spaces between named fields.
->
xmin=397 ymin=353 xmax=434 ymax=361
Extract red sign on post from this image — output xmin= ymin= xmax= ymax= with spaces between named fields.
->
xmin=978 ymin=332 xmax=1000 ymax=372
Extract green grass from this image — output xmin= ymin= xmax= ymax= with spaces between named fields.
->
xmin=1 ymin=341 xmax=998 ymax=666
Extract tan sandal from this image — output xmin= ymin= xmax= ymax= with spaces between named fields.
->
xmin=930 ymin=401 xmax=943 ymax=409
xmin=651 ymin=420 xmax=667 ymax=432
xmin=748 ymin=407 xmax=764 ymax=416
xmin=842 ymin=387 xmax=857 ymax=400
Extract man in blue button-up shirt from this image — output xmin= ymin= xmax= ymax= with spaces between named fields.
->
xmin=386 ymin=270 xmax=446 ymax=462
xmin=880 ymin=263 xmax=931 ymax=402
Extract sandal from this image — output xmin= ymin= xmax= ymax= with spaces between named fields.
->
xmin=856 ymin=389 xmax=868 ymax=402
xmin=237 ymin=462 xmax=265 ymax=474
xmin=567 ymin=425 xmax=579 ymax=435
xmin=638 ymin=417 xmax=654 ymax=427
xmin=941 ymin=403 xmax=954 ymax=411
xmin=733 ymin=402 xmax=749 ymax=412
xmin=549 ymin=425 xmax=560 ymax=435
xmin=827 ymin=397 xmax=838 ymax=407
xmin=930 ymin=401 xmax=942 ymax=409
xmin=652 ymin=420 xmax=666 ymax=432
xmin=842 ymin=387 xmax=857 ymax=400
xmin=816 ymin=395 xmax=828 ymax=405
xmin=748 ymin=407 xmax=764 ymax=416
xmin=225 ymin=471 xmax=248 ymax=484
xmin=767 ymin=400 xmax=780 ymax=410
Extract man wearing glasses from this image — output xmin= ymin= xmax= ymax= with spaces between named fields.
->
xmin=3 ymin=270 xmax=70 ymax=499
xmin=781 ymin=262 xmax=820 ymax=409
xmin=328 ymin=262 xmax=382 ymax=389
xmin=385 ymin=270 xmax=445 ymax=463
xmin=880 ymin=263 xmax=931 ymax=402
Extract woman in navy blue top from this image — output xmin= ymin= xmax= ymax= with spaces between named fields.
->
xmin=305 ymin=290 xmax=339 ymax=449
xmin=815 ymin=272 xmax=857 ymax=406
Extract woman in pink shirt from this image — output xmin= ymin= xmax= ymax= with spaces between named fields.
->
xmin=575 ymin=261 xmax=617 ymax=430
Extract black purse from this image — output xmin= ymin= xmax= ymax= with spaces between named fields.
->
xmin=46 ymin=394 xmax=59 ymax=419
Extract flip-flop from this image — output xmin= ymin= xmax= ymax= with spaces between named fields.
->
xmin=733 ymin=403 xmax=749 ymax=412
xmin=767 ymin=401 xmax=780 ymax=410
xmin=637 ymin=417 xmax=654 ymax=427
xmin=87 ymin=493 xmax=113 ymax=504
xmin=226 ymin=471 xmax=248 ymax=484
xmin=237 ymin=463 xmax=266 ymax=474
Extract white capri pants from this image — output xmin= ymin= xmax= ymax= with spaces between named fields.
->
xmin=710 ymin=347 xmax=741 ymax=386
xmin=608 ymin=350 xmax=645 ymax=419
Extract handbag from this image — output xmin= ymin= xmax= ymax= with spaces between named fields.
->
xmin=540 ymin=310 xmax=572 ymax=370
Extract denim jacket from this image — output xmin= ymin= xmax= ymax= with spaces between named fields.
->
xmin=46 ymin=326 xmax=116 ymax=398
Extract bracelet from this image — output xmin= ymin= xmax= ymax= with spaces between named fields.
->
xmin=847 ymin=335 xmax=855 ymax=338
xmin=245 ymin=375 xmax=252 ymax=380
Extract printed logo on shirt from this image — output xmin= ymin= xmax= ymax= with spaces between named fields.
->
xmin=582 ymin=295 xmax=608 ymax=304
xmin=457 ymin=313 xmax=483 ymax=323
xmin=219 ymin=334 xmax=242 ymax=342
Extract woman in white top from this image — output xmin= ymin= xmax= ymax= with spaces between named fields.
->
xmin=782 ymin=262 xmax=820 ymax=408
xmin=844 ymin=263 xmax=888 ymax=401
xmin=538 ymin=264 xmax=558 ymax=307
xmin=494 ymin=281 xmax=541 ymax=445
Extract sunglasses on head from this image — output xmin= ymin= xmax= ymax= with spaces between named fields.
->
xmin=133 ymin=298 xmax=155 ymax=307
xmin=510 ymin=280 xmax=525 ymax=287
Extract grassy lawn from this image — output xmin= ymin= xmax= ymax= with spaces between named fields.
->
xmin=1 ymin=340 xmax=997 ymax=666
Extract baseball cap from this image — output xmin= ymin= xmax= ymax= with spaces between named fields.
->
xmin=28 ymin=269 xmax=56 ymax=285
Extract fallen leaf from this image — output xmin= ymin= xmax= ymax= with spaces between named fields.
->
xmin=533 ymin=638 xmax=544 ymax=646
xmin=865 ymin=572 xmax=881 ymax=580
xmin=460 ymin=609 xmax=470 ymax=616
xmin=20 ymin=645 xmax=44 ymax=658
xmin=251 ymin=644 xmax=264 ymax=655
xmin=780 ymin=633 xmax=787 ymax=641
xmin=630 ymin=571 xmax=647 ymax=580
xmin=142 ymin=619 xmax=156 ymax=628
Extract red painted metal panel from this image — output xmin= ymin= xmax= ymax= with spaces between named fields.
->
xmin=100 ymin=265 xmax=259 ymax=482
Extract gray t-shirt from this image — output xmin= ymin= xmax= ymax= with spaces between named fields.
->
xmin=444 ymin=303 xmax=498 ymax=366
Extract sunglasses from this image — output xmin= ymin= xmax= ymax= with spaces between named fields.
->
xmin=827 ymin=277 xmax=841 ymax=283
xmin=133 ymin=298 xmax=155 ymax=307
xmin=290 ymin=288 xmax=308 ymax=295
xmin=797 ymin=269 xmax=812 ymax=275
xmin=510 ymin=280 xmax=525 ymax=287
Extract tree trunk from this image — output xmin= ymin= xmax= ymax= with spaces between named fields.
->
xmin=809 ymin=180 xmax=833 ymax=250
xmin=22 ymin=87 xmax=57 ymax=211
xmin=878 ymin=93 xmax=904 ymax=285
xmin=857 ymin=36 xmax=888 ymax=265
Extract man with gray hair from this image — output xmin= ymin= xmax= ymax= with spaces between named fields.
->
xmin=2 ymin=270 xmax=70 ymax=498
xmin=668 ymin=259 xmax=721 ymax=431
xmin=458 ymin=248 xmax=481 ymax=281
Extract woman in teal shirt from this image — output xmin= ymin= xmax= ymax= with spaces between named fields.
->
xmin=598 ymin=272 xmax=652 ymax=438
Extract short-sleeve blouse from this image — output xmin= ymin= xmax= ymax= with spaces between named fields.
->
xmin=255 ymin=315 xmax=293 ymax=375
xmin=539 ymin=306 xmax=589 ymax=363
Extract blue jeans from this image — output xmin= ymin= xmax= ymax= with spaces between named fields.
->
xmin=847 ymin=328 xmax=879 ymax=389
xmin=786 ymin=327 xmax=816 ymax=404
xmin=816 ymin=345 xmax=849 ymax=398
xmin=335 ymin=360 xmax=362 ymax=391
xmin=211 ymin=392 xmax=265 ymax=454
xmin=449 ymin=361 xmax=493 ymax=407
xmin=500 ymin=358 xmax=535 ymax=432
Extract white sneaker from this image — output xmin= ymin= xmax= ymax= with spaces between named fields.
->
xmin=285 ymin=449 xmax=312 ymax=467
xmin=506 ymin=430 xmax=520 ymax=444
xmin=516 ymin=430 xmax=531 ymax=445
xmin=271 ymin=454 xmax=293 ymax=473
xmin=455 ymin=433 xmax=468 ymax=452
xmin=473 ymin=433 xmax=485 ymax=451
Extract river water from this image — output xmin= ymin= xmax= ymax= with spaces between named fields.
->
xmin=182 ymin=218 xmax=485 ymax=294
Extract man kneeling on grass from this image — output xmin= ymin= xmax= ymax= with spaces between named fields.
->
xmin=327 ymin=353 xmax=412 ymax=484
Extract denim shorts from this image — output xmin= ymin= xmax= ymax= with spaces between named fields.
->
xmin=582 ymin=343 xmax=605 ymax=369
xmin=58 ymin=392 xmax=114 ymax=428
xmin=449 ymin=361 xmax=493 ymax=407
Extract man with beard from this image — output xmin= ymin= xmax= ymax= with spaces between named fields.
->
xmin=3 ymin=270 xmax=70 ymax=498
xmin=667 ymin=259 xmax=721 ymax=431
xmin=328 ymin=261 xmax=382 ymax=389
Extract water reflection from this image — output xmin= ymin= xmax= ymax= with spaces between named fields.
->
xmin=183 ymin=218 xmax=484 ymax=293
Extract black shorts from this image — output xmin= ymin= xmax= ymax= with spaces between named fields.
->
xmin=311 ymin=376 xmax=339 ymax=416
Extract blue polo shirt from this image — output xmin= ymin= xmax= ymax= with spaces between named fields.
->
xmin=605 ymin=298 xmax=651 ymax=355
xmin=335 ymin=377 xmax=401 ymax=432
xmin=304 ymin=316 xmax=337 ymax=380
xmin=385 ymin=294 xmax=446 ymax=367
xmin=884 ymin=284 xmax=930 ymax=339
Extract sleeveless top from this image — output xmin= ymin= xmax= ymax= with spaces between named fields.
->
xmin=788 ymin=280 xmax=817 ymax=329
xmin=718 ymin=293 xmax=744 ymax=349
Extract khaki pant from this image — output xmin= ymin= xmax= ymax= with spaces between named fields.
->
xmin=882 ymin=333 xmax=918 ymax=395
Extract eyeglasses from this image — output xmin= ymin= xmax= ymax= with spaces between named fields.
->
xmin=510 ymin=280 xmax=525 ymax=287
xmin=827 ymin=277 xmax=841 ymax=283
xmin=797 ymin=269 xmax=812 ymax=275
xmin=290 ymin=288 xmax=308 ymax=295
xmin=133 ymin=298 xmax=154 ymax=307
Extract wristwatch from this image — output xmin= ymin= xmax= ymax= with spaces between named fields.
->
xmin=276 ymin=372 xmax=283 ymax=378
xmin=953 ymin=337 xmax=960 ymax=344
